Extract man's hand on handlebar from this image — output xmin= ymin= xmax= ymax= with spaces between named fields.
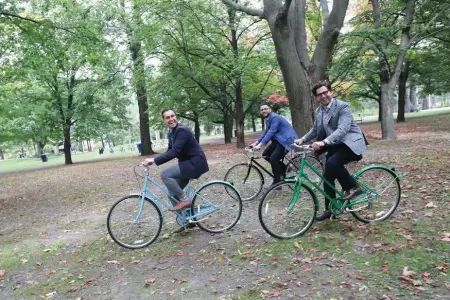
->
xmin=141 ymin=158 xmax=155 ymax=166
xmin=294 ymin=138 xmax=304 ymax=145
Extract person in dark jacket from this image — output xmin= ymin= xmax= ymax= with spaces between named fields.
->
xmin=143 ymin=109 xmax=209 ymax=216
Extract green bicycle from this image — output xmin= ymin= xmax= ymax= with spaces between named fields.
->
xmin=258 ymin=144 xmax=401 ymax=239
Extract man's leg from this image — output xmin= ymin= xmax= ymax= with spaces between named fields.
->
xmin=317 ymin=144 xmax=360 ymax=221
xmin=160 ymin=165 xmax=191 ymax=206
xmin=269 ymin=140 xmax=286 ymax=184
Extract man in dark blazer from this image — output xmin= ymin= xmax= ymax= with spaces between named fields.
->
xmin=296 ymin=80 xmax=367 ymax=221
xmin=143 ymin=109 xmax=209 ymax=217
xmin=251 ymin=104 xmax=298 ymax=185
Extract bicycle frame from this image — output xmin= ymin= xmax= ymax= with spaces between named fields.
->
xmin=246 ymin=151 xmax=301 ymax=179
xmin=134 ymin=173 xmax=215 ymax=226
xmin=284 ymin=152 xmax=394 ymax=214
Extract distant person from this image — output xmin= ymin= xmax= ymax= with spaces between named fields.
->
xmin=250 ymin=104 xmax=298 ymax=185
xmin=295 ymin=80 xmax=367 ymax=221
xmin=142 ymin=109 xmax=209 ymax=233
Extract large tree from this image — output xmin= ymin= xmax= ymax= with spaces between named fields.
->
xmin=221 ymin=0 xmax=349 ymax=135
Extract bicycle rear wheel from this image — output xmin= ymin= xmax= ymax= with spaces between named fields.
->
xmin=350 ymin=167 xmax=401 ymax=223
xmin=259 ymin=182 xmax=317 ymax=239
xmin=224 ymin=163 xmax=264 ymax=201
xmin=107 ymin=195 xmax=162 ymax=249
xmin=286 ymin=154 xmax=324 ymax=186
xmin=192 ymin=181 xmax=242 ymax=233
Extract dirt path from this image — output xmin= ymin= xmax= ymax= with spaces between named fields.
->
xmin=1 ymin=115 xmax=450 ymax=299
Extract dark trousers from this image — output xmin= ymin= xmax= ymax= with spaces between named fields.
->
xmin=262 ymin=139 xmax=286 ymax=183
xmin=323 ymin=144 xmax=360 ymax=209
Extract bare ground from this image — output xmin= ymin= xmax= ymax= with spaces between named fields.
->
xmin=1 ymin=114 xmax=449 ymax=300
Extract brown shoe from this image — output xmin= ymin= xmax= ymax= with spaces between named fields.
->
xmin=172 ymin=223 xmax=196 ymax=234
xmin=169 ymin=200 xmax=193 ymax=211
xmin=341 ymin=185 xmax=363 ymax=201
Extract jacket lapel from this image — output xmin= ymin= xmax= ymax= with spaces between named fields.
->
xmin=323 ymin=99 xmax=337 ymax=126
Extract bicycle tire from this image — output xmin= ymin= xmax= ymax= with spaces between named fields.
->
xmin=258 ymin=181 xmax=317 ymax=239
xmin=107 ymin=195 xmax=162 ymax=249
xmin=224 ymin=163 xmax=264 ymax=201
xmin=350 ymin=166 xmax=401 ymax=223
xmin=192 ymin=181 xmax=242 ymax=233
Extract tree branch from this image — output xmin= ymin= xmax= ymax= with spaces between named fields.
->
xmin=220 ymin=0 xmax=265 ymax=18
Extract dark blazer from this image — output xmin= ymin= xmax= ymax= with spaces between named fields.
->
xmin=257 ymin=112 xmax=298 ymax=150
xmin=154 ymin=124 xmax=209 ymax=179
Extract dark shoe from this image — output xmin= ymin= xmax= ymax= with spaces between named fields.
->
xmin=315 ymin=211 xmax=332 ymax=221
xmin=341 ymin=185 xmax=363 ymax=201
xmin=173 ymin=223 xmax=195 ymax=234
xmin=169 ymin=200 xmax=192 ymax=211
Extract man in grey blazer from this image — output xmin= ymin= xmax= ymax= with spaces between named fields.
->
xmin=295 ymin=81 xmax=367 ymax=221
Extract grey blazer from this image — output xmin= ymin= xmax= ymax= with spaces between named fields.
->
xmin=302 ymin=99 xmax=366 ymax=155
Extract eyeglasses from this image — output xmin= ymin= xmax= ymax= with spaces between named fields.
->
xmin=316 ymin=90 xmax=329 ymax=97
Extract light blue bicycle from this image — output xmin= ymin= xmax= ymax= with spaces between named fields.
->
xmin=107 ymin=165 xmax=242 ymax=249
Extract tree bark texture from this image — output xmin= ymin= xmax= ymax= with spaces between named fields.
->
xmin=63 ymin=123 xmax=73 ymax=164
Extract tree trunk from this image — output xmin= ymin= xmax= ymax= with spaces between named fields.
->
xmin=251 ymin=115 xmax=256 ymax=132
xmin=378 ymin=100 xmax=382 ymax=122
xmin=223 ymin=109 xmax=233 ymax=144
xmin=261 ymin=116 xmax=265 ymax=131
xmin=63 ymin=123 xmax=73 ymax=164
xmin=194 ymin=119 xmax=200 ymax=143
xmin=380 ymin=83 xmax=397 ymax=139
xmin=397 ymin=61 xmax=410 ymax=122
xmin=0 ymin=148 xmax=4 ymax=160
xmin=422 ymin=96 xmax=429 ymax=110
xmin=221 ymin=0 xmax=349 ymax=136
xmin=410 ymin=85 xmax=418 ymax=111
xmin=128 ymin=0 xmax=154 ymax=156
xmin=36 ymin=141 xmax=45 ymax=156
xmin=431 ymin=95 xmax=437 ymax=108
xmin=101 ymin=136 xmax=105 ymax=149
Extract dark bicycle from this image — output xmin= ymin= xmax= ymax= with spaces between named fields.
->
xmin=224 ymin=146 xmax=324 ymax=201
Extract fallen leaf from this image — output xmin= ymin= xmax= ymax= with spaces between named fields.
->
xmin=145 ymin=278 xmax=156 ymax=285
xmin=85 ymin=278 xmax=94 ymax=285
xmin=43 ymin=249 xmax=52 ymax=253
xmin=303 ymin=266 xmax=312 ymax=272
xmin=168 ymin=290 xmax=175 ymax=295
xmin=0 ymin=270 xmax=5 ymax=280
xmin=425 ymin=202 xmax=436 ymax=208
xmin=422 ymin=272 xmax=431 ymax=278
xmin=321 ymin=281 xmax=329 ymax=285
xmin=441 ymin=232 xmax=450 ymax=242
xmin=177 ymin=251 xmax=184 ymax=256
xmin=255 ymin=278 xmax=266 ymax=284
xmin=403 ymin=267 xmax=417 ymax=277
xmin=355 ymin=274 xmax=366 ymax=281
xmin=271 ymin=290 xmax=282 ymax=297
xmin=107 ymin=260 xmax=119 ymax=265
xmin=294 ymin=241 xmax=303 ymax=250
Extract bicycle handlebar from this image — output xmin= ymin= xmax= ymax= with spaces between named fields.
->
xmin=290 ymin=143 xmax=314 ymax=152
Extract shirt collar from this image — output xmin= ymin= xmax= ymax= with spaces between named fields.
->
xmin=321 ymin=98 xmax=335 ymax=110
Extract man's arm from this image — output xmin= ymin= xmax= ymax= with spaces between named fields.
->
xmin=260 ymin=116 xmax=281 ymax=145
xmin=154 ymin=128 xmax=189 ymax=165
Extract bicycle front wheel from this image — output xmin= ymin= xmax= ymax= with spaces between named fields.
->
xmin=107 ymin=195 xmax=162 ymax=249
xmin=192 ymin=181 xmax=242 ymax=233
xmin=350 ymin=167 xmax=401 ymax=223
xmin=224 ymin=163 xmax=264 ymax=201
xmin=259 ymin=182 xmax=317 ymax=239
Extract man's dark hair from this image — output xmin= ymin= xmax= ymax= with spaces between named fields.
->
xmin=312 ymin=80 xmax=332 ymax=96
xmin=161 ymin=108 xmax=173 ymax=118
xmin=260 ymin=103 xmax=272 ymax=109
